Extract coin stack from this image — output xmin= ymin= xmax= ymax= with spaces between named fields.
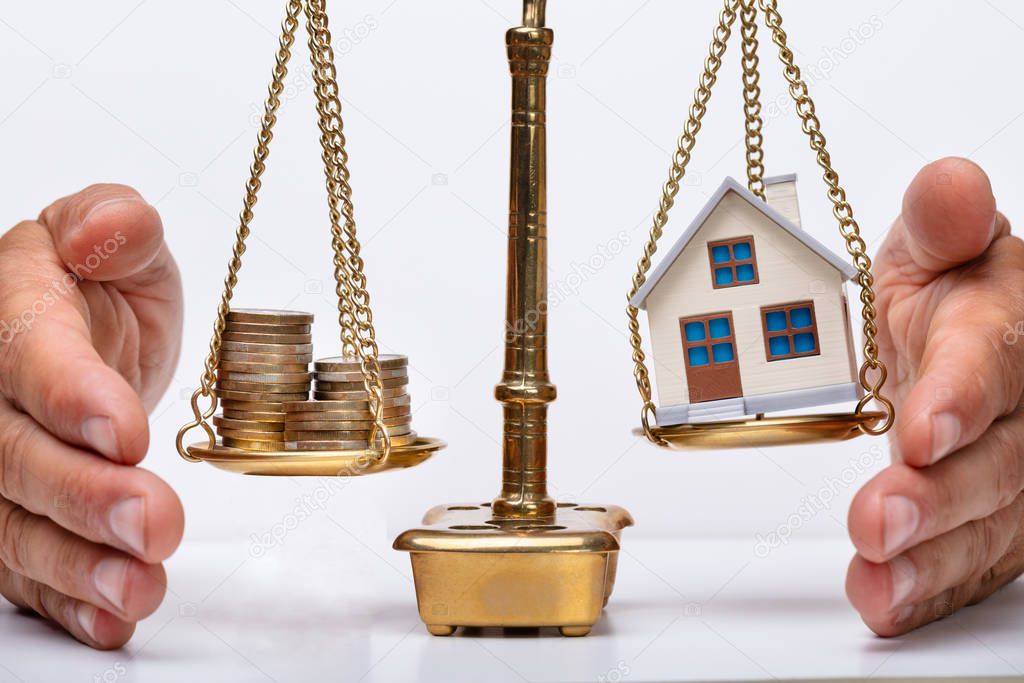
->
xmin=213 ymin=309 xmax=314 ymax=451
xmin=283 ymin=354 xmax=416 ymax=450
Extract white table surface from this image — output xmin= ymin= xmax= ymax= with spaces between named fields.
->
xmin=1 ymin=532 xmax=1022 ymax=683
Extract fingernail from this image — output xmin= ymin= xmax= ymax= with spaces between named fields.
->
xmin=77 ymin=603 xmax=99 ymax=641
xmin=93 ymin=558 xmax=129 ymax=612
xmin=82 ymin=416 xmax=118 ymax=459
xmin=889 ymin=555 xmax=917 ymax=609
xmin=109 ymin=497 xmax=146 ymax=556
xmin=930 ymin=412 xmax=961 ymax=464
xmin=883 ymin=495 xmax=920 ymax=556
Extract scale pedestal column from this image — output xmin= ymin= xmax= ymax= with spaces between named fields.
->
xmin=394 ymin=0 xmax=632 ymax=638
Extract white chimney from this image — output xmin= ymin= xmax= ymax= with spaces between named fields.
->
xmin=764 ymin=174 xmax=802 ymax=228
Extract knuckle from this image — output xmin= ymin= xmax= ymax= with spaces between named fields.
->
xmin=967 ymin=514 xmax=1003 ymax=576
xmin=0 ymin=416 xmax=35 ymax=502
xmin=57 ymin=464 xmax=104 ymax=531
xmin=0 ymin=503 xmax=34 ymax=575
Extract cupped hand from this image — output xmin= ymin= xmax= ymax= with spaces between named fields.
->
xmin=0 ymin=185 xmax=184 ymax=649
xmin=846 ymin=158 xmax=1024 ymax=635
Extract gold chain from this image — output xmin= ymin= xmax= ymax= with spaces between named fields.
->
xmin=757 ymin=0 xmax=893 ymax=434
xmin=177 ymin=0 xmax=391 ymax=459
xmin=626 ymin=0 xmax=739 ymax=446
xmin=740 ymin=0 xmax=766 ymax=200
xmin=303 ymin=0 xmax=390 ymax=454
xmin=177 ymin=0 xmax=303 ymax=460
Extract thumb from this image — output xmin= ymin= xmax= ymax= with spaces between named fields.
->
xmin=899 ymin=157 xmax=1000 ymax=274
xmin=39 ymin=184 xmax=165 ymax=283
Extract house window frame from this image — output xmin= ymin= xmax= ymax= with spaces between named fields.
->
xmin=707 ymin=236 xmax=760 ymax=289
xmin=760 ymin=301 xmax=821 ymax=361
xmin=680 ymin=311 xmax=739 ymax=370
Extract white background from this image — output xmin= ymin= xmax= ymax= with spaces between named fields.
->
xmin=1 ymin=0 xmax=1022 ymax=680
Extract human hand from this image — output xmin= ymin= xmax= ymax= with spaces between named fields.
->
xmin=0 ymin=185 xmax=185 ymax=649
xmin=846 ymin=158 xmax=1024 ymax=635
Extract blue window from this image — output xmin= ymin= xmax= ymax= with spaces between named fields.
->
xmin=712 ymin=343 xmax=735 ymax=362
xmin=708 ymin=317 xmax=730 ymax=339
xmin=682 ymin=315 xmax=737 ymax=370
xmin=762 ymin=302 xmax=820 ymax=361
xmin=708 ymin=237 xmax=758 ymax=288
xmin=765 ymin=310 xmax=787 ymax=332
xmin=769 ymin=336 xmax=791 ymax=357
xmin=684 ymin=322 xmax=706 ymax=342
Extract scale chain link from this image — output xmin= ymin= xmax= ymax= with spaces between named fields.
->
xmin=757 ymin=0 xmax=893 ymax=435
xmin=304 ymin=0 xmax=390 ymax=455
xmin=176 ymin=0 xmax=303 ymax=460
xmin=627 ymin=0 xmax=739 ymax=446
xmin=740 ymin=0 xmax=766 ymax=201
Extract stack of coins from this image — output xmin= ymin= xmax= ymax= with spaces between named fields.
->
xmin=283 ymin=354 xmax=415 ymax=450
xmin=213 ymin=309 xmax=314 ymax=451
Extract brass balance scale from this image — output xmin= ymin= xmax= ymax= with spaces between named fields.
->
xmin=176 ymin=0 xmax=893 ymax=637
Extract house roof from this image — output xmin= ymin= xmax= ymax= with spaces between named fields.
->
xmin=629 ymin=175 xmax=858 ymax=310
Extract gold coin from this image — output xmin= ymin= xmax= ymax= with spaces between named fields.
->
xmin=218 ymin=360 xmax=310 ymax=374
xmin=213 ymin=416 xmax=285 ymax=432
xmin=216 ymin=380 xmax=312 ymax=393
xmin=219 ymin=351 xmax=314 ymax=365
xmin=283 ymin=424 xmax=412 ymax=438
xmin=217 ymin=390 xmax=310 ymax=403
xmin=216 ymin=427 xmax=289 ymax=441
xmin=285 ymin=400 xmax=410 ymax=414
xmin=314 ymin=376 xmax=408 ymax=390
xmin=315 ymin=354 xmax=408 ymax=371
xmin=219 ymin=398 xmax=293 ymax=411
xmin=311 ymin=386 xmax=407 ymax=399
xmin=221 ymin=409 xmax=287 ymax=422
xmin=314 ymin=368 xmax=408 ymax=382
xmin=284 ymin=395 xmax=410 ymax=411
xmin=222 ymin=437 xmax=284 ymax=452
xmin=221 ymin=341 xmax=314 ymax=355
xmin=284 ymin=414 xmax=410 ymax=427
xmin=285 ymin=432 xmax=418 ymax=450
xmin=225 ymin=322 xmax=311 ymax=335
xmin=295 ymin=406 xmax=411 ymax=420
xmin=226 ymin=309 xmax=314 ymax=325
xmin=219 ymin=371 xmax=313 ymax=383
xmin=223 ymin=332 xmax=313 ymax=345
xmin=284 ymin=427 xmax=413 ymax=440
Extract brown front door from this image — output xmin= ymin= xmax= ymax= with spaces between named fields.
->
xmin=679 ymin=312 xmax=742 ymax=403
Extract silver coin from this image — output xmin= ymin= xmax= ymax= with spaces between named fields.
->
xmin=219 ymin=371 xmax=313 ymax=383
xmin=224 ymin=322 xmax=311 ymax=335
xmin=311 ymin=386 xmax=407 ymax=399
xmin=219 ymin=351 xmax=314 ymax=364
xmin=218 ymin=360 xmax=311 ymax=374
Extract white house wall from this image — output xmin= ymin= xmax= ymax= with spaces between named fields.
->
xmin=645 ymin=191 xmax=857 ymax=408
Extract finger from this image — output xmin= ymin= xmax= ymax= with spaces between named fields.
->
xmin=846 ymin=494 xmax=1024 ymax=636
xmin=0 ymin=563 xmax=135 ymax=649
xmin=38 ymin=184 xmax=166 ymax=283
xmin=0 ymin=400 xmax=184 ymax=563
xmin=892 ymin=232 xmax=1024 ymax=466
xmin=849 ymin=410 xmax=1024 ymax=561
xmin=891 ymin=157 xmax=1000 ymax=278
xmin=0 ymin=186 xmax=169 ymax=462
xmin=0 ymin=497 xmax=167 ymax=621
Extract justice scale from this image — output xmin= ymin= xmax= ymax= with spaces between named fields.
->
xmin=176 ymin=0 xmax=894 ymax=637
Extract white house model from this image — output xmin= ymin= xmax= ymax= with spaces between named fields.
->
xmin=629 ymin=174 xmax=861 ymax=426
